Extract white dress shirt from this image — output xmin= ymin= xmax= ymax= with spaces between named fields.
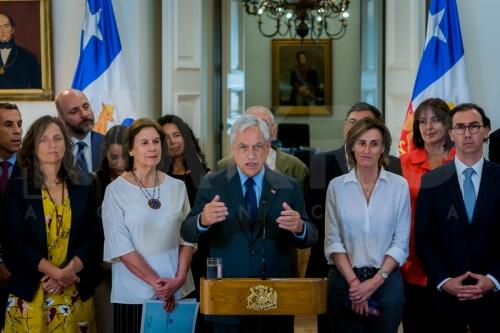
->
xmin=266 ymin=147 xmax=277 ymax=170
xmin=324 ymin=168 xmax=410 ymax=268
xmin=454 ymin=156 xmax=483 ymax=198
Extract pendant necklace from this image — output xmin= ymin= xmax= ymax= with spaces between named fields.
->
xmin=43 ymin=180 xmax=66 ymax=250
xmin=132 ymin=170 xmax=162 ymax=209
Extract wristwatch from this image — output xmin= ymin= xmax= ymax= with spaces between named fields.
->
xmin=378 ymin=269 xmax=389 ymax=280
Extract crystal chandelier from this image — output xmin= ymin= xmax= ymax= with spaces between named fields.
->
xmin=241 ymin=0 xmax=350 ymax=40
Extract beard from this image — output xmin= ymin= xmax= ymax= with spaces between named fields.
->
xmin=71 ymin=119 xmax=94 ymax=135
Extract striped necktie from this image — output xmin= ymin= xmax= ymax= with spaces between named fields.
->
xmin=75 ymin=141 xmax=89 ymax=173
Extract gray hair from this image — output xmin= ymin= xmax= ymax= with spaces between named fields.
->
xmin=230 ymin=115 xmax=270 ymax=145
xmin=246 ymin=105 xmax=276 ymax=127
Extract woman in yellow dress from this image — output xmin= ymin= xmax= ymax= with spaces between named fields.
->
xmin=2 ymin=116 xmax=100 ymax=332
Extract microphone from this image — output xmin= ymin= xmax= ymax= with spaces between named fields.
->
xmin=261 ymin=200 xmax=267 ymax=280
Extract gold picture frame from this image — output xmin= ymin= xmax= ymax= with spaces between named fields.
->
xmin=272 ymin=39 xmax=332 ymax=116
xmin=0 ymin=0 xmax=53 ymax=100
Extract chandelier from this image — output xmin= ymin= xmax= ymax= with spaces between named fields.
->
xmin=241 ymin=0 xmax=350 ymax=40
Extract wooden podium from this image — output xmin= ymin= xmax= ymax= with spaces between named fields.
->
xmin=200 ymin=278 xmax=327 ymax=316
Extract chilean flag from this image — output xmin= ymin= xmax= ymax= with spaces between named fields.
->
xmin=399 ymin=0 xmax=470 ymax=156
xmin=72 ymin=0 xmax=136 ymax=134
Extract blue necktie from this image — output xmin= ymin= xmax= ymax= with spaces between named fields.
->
xmin=75 ymin=141 xmax=89 ymax=173
xmin=245 ymin=177 xmax=258 ymax=227
xmin=463 ymin=168 xmax=476 ymax=223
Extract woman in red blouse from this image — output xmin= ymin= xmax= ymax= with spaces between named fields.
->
xmin=400 ymin=98 xmax=455 ymax=333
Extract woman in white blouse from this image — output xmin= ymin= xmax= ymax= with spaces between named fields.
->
xmin=102 ymin=118 xmax=195 ymax=333
xmin=324 ymin=118 xmax=410 ymax=333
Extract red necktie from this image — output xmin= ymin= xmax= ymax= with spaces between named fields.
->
xmin=0 ymin=160 xmax=11 ymax=195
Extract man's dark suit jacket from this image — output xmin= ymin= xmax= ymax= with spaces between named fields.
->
xmin=91 ymin=131 xmax=105 ymax=171
xmin=181 ymin=166 xmax=317 ymax=278
xmin=0 ymin=161 xmax=20 ymax=255
xmin=305 ymin=145 xmax=402 ymax=278
xmin=488 ymin=128 xmax=500 ymax=164
xmin=1 ymin=172 xmax=100 ymax=302
xmin=415 ymin=160 xmax=500 ymax=322
xmin=181 ymin=166 xmax=317 ymax=327
xmin=0 ymin=162 xmax=20 ymax=326
xmin=0 ymin=45 xmax=41 ymax=89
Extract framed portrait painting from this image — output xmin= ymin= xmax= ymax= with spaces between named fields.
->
xmin=272 ymin=39 xmax=332 ymax=116
xmin=0 ymin=0 xmax=53 ymax=100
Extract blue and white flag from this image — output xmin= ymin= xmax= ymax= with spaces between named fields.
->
xmin=399 ymin=0 xmax=470 ymax=155
xmin=72 ymin=0 xmax=136 ymax=134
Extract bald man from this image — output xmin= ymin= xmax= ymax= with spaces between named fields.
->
xmin=55 ymin=89 xmax=104 ymax=172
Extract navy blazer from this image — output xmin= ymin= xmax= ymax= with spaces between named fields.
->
xmin=415 ymin=160 xmax=500 ymax=320
xmin=0 ymin=162 xmax=20 ymax=257
xmin=305 ymin=145 xmax=401 ymax=278
xmin=181 ymin=166 xmax=317 ymax=279
xmin=488 ymin=128 xmax=500 ymax=164
xmin=2 ymin=172 xmax=100 ymax=302
xmin=91 ymin=131 xmax=105 ymax=171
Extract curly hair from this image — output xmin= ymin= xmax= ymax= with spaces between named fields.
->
xmin=17 ymin=116 xmax=77 ymax=187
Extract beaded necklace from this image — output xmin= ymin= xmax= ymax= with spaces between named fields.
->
xmin=131 ymin=170 xmax=162 ymax=209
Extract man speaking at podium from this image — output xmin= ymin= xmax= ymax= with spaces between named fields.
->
xmin=182 ymin=115 xmax=317 ymax=333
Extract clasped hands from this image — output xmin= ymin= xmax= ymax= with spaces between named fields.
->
xmin=41 ymin=261 xmax=80 ymax=294
xmin=201 ymin=195 xmax=304 ymax=233
xmin=154 ymin=276 xmax=184 ymax=312
xmin=443 ymin=271 xmax=495 ymax=301
xmin=348 ymin=276 xmax=382 ymax=316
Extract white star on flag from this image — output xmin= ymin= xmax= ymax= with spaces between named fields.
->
xmin=82 ymin=2 xmax=103 ymax=49
xmin=399 ymin=0 xmax=470 ymax=156
xmin=72 ymin=0 xmax=136 ymax=133
xmin=424 ymin=8 xmax=446 ymax=48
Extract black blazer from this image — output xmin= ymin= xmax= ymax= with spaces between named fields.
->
xmin=305 ymin=145 xmax=401 ymax=277
xmin=0 ymin=161 xmax=20 ymax=202
xmin=415 ymin=160 xmax=500 ymax=320
xmin=489 ymin=128 xmax=500 ymax=164
xmin=0 ymin=162 xmax=20 ymax=258
xmin=181 ymin=166 xmax=317 ymax=279
xmin=2 ymin=172 xmax=100 ymax=302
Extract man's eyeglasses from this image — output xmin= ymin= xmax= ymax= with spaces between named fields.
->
xmin=451 ymin=124 xmax=484 ymax=135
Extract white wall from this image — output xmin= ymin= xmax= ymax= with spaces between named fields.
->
xmin=458 ymin=0 xmax=500 ymax=131
xmin=15 ymin=0 xmax=160 ymax=130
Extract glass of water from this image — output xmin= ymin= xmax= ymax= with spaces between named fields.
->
xmin=206 ymin=257 xmax=223 ymax=280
